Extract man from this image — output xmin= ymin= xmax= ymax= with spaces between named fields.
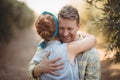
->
xmin=28 ymin=5 xmax=101 ymax=80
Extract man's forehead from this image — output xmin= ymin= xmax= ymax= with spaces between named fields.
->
xmin=59 ymin=19 xmax=77 ymax=26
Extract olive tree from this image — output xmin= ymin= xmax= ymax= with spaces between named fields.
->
xmin=85 ymin=0 xmax=120 ymax=63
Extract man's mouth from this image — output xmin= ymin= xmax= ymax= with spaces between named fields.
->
xmin=63 ymin=37 xmax=71 ymax=41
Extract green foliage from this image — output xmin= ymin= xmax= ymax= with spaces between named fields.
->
xmin=0 ymin=0 xmax=35 ymax=43
xmin=86 ymin=0 xmax=120 ymax=63
xmin=103 ymin=0 xmax=120 ymax=63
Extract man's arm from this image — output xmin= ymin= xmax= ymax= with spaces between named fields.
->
xmin=33 ymin=53 xmax=64 ymax=78
xmin=77 ymin=48 xmax=101 ymax=80
xmin=27 ymin=47 xmax=43 ymax=80
xmin=85 ymin=48 xmax=101 ymax=80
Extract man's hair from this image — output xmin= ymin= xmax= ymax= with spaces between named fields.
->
xmin=35 ymin=14 xmax=56 ymax=40
xmin=58 ymin=5 xmax=80 ymax=24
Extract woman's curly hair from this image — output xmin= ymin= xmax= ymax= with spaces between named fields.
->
xmin=35 ymin=14 xmax=56 ymax=40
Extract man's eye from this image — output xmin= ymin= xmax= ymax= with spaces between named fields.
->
xmin=68 ymin=28 xmax=73 ymax=30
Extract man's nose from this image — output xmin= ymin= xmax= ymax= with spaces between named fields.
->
xmin=63 ymin=30 xmax=69 ymax=36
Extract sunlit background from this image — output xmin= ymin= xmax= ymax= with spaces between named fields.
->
xmin=18 ymin=0 xmax=84 ymax=14
xmin=0 ymin=0 xmax=120 ymax=80
xmin=24 ymin=0 xmax=71 ymax=14
xmin=19 ymin=0 xmax=90 ymax=32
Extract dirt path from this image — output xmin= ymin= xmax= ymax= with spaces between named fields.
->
xmin=0 ymin=27 xmax=120 ymax=80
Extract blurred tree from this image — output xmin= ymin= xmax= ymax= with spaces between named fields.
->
xmin=0 ymin=0 xmax=35 ymax=44
xmin=85 ymin=0 xmax=120 ymax=63
xmin=69 ymin=0 xmax=102 ymax=36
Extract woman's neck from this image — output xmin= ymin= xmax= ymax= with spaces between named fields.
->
xmin=49 ymin=36 xmax=59 ymax=41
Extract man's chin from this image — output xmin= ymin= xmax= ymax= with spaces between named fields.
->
xmin=62 ymin=39 xmax=71 ymax=43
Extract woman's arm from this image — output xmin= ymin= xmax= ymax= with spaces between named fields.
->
xmin=67 ymin=32 xmax=96 ymax=57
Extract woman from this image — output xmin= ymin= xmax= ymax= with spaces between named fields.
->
xmin=31 ymin=11 xmax=96 ymax=80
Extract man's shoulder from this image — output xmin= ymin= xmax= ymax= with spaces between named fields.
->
xmin=86 ymin=48 xmax=98 ymax=54
xmin=79 ymin=48 xmax=99 ymax=59
xmin=77 ymin=48 xmax=100 ymax=65
xmin=85 ymin=48 xmax=99 ymax=56
xmin=85 ymin=48 xmax=100 ymax=61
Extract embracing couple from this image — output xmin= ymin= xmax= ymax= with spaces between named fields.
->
xmin=28 ymin=5 xmax=101 ymax=80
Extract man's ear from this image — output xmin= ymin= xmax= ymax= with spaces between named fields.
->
xmin=77 ymin=23 xmax=80 ymax=29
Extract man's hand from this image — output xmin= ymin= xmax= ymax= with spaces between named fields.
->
xmin=33 ymin=53 xmax=64 ymax=78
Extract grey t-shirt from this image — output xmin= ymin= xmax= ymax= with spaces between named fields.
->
xmin=32 ymin=40 xmax=79 ymax=80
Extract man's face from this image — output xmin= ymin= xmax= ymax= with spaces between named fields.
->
xmin=59 ymin=17 xmax=80 ymax=43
